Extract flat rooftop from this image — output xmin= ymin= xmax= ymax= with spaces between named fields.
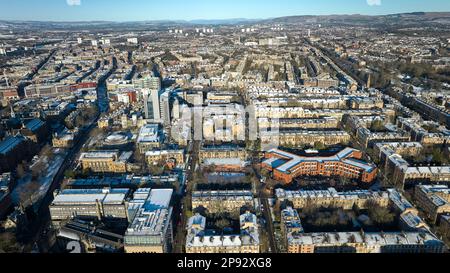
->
xmin=137 ymin=124 xmax=160 ymax=143
xmin=125 ymin=189 xmax=173 ymax=237
xmin=52 ymin=188 xmax=129 ymax=205
xmin=80 ymin=151 xmax=118 ymax=160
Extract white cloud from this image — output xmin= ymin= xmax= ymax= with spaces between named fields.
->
xmin=367 ymin=0 xmax=382 ymax=6
xmin=66 ymin=0 xmax=81 ymax=6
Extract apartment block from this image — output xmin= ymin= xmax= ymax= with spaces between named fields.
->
xmin=414 ymin=185 xmax=450 ymax=223
xmin=263 ymin=148 xmax=377 ymax=184
xmin=287 ymin=231 xmax=445 ymax=253
xmin=192 ymin=190 xmax=254 ymax=213
xmin=276 ymin=188 xmax=389 ymax=210
xmin=186 ymin=212 xmax=260 ymax=253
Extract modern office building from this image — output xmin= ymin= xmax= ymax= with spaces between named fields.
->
xmin=133 ymin=76 xmax=161 ymax=91
xmin=159 ymin=91 xmax=171 ymax=127
xmin=124 ymin=188 xmax=174 ymax=253
xmin=144 ymin=89 xmax=161 ymax=122
xmin=136 ymin=124 xmax=161 ymax=153
xmin=49 ymin=188 xmax=130 ymax=223
xmin=172 ymin=96 xmax=181 ymax=120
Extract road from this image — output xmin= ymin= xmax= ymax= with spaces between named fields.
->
xmin=243 ymin=89 xmax=277 ymax=253
xmin=261 ymin=196 xmax=277 ymax=253
xmin=254 ymin=165 xmax=277 ymax=253
xmin=249 ymin=147 xmax=277 ymax=253
xmin=173 ymin=140 xmax=200 ymax=253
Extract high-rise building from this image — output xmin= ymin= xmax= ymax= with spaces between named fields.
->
xmin=172 ymin=96 xmax=180 ymax=120
xmin=133 ymin=76 xmax=161 ymax=91
xmin=160 ymin=91 xmax=171 ymax=127
xmin=144 ymin=89 xmax=161 ymax=122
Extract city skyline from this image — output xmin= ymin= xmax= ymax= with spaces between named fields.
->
xmin=0 ymin=0 xmax=450 ymax=22
xmin=1 ymin=0 xmax=450 ymax=258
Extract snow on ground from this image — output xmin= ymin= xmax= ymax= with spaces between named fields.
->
xmin=11 ymin=148 xmax=68 ymax=207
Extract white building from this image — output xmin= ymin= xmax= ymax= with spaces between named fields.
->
xmin=137 ymin=123 xmax=161 ymax=152
xmin=124 ymin=188 xmax=174 ymax=253
xmin=127 ymin=37 xmax=138 ymax=44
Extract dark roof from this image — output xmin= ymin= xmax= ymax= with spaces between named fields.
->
xmin=0 ymin=135 xmax=26 ymax=155
xmin=25 ymin=119 xmax=45 ymax=132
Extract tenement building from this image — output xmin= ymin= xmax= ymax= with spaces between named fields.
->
xmin=191 ymin=190 xmax=254 ymax=213
xmin=414 ymin=185 xmax=450 ymax=224
xmin=260 ymin=130 xmax=351 ymax=147
xmin=145 ymin=150 xmax=185 ymax=167
xmin=276 ymin=188 xmax=389 ymax=210
xmin=376 ymin=142 xmax=450 ymax=188
xmin=286 ymin=231 xmax=445 ymax=253
xmin=199 ymin=145 xmax=247 ymax=162
xmin=185 ymin=211 xmax=260 ymax=253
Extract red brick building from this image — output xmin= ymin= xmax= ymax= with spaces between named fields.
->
xmin=262 ymin=148 xmax=377 ymax=184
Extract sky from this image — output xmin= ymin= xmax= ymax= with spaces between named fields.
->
xmin=0 ymin=0 xmax=450 ymax=22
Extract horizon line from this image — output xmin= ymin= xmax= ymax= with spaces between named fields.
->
xmin=0 ymin=11 xmax=447 ymax=24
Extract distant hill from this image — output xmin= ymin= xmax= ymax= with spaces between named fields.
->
xmin=264 ymin=12 xmax=450 ymax=27
xmin=1 ymin=12 xmax=450 ymax=30
xmin=188 ymin=18 xmax=261 ymax=25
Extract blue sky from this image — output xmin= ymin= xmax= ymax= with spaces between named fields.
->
xmin=0 ymin=0 xmax=450 ymax=21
